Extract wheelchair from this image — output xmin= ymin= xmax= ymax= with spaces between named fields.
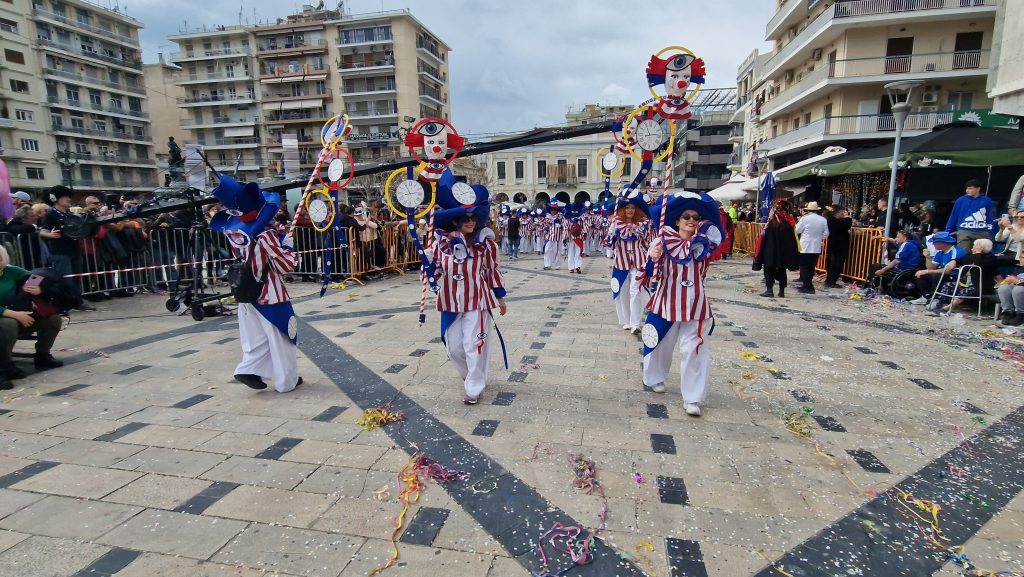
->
xmin=872 ymin=268 xmax=921 ymax=300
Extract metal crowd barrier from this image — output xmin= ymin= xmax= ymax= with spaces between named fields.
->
xmin=730 ymin=222 xmax=884 ymax=282
xmin=3 ymin=222 xmax=425 ymax=297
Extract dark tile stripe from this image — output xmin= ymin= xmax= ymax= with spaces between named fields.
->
xmin=312 ymin=406 xmax=348 ymax=422
xmin=754 ymin=407 xmax=1024 ymax=576
xmin=93 ymin=422 xmax=148 ymax=442
xmin=650 ymin=434 xmax=676 ymax=455
xmin=508 ymin=372 xmax=527 ymax=382
xmin=255 ymin=437 xmax=303 ymax=460
xmin=666 ymin=538 xmax=707 ymax=577
xmin=173 ymin=481 xmax=240 ymax=515
xmin=69 ymin=547 xmax=142 ymax=577
xmin=520 ymin=355 xmax=538 ymax=364
xmin=813 ymin=415 xmax=847 ymax=433
xmin=955 ymin=401 xmax=987 ymax=414
xmin=399 ymin=507 xmax=450 ymax=546
xmin=472 ymin=420 xmax=499 ymax=437
xmin=383 ymin=364 xmax=407 ymax=374
xmin=790 ymin=390 xmax=813 ymax=402
xmin=409 ymin=349 xmax=429 ymax=357
xmin=646 ymin=404 xmax=669 ymax=419
xmin=847 ymin=449 xmax=890 ymax=473
xmin=212 ymin=337 xmax=236 ymax=344
xmin=879 ymin=360 xmax=903 ymax=370
xmin=43 ymin=384 xmax=90 ymax=397
xmin=492 ymin=393 xmax=516 ymax=406
xmin=657 ymin=476 xmax=689 ymax=505
xmin=172 ymin=394 xmax=213 ymax=409
xmin=114 ymin=365 xmax=149 ymax=375
xmin=910 ymin=378 xmax=941 ymax=390
xmin=169 ymin=349 xmax=199 ymax=358
xmin=0 ymin=461 xmax=60 ymax=488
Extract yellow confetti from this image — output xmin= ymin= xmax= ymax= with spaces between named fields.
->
xmin=741 ymin=371 xmax=755 ymax=380
xmin=598 ymin=374 xmax=606 ymax=380
xmin=740 ymin=351 xmax=762 ymax=361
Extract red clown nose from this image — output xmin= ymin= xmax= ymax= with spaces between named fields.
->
xmin=677 ymin=81 xmax=687 ymax=89
xmin=432 ymin=145 xmax=442 ymax=153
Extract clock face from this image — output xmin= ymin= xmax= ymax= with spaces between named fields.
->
xmin=327 ymin=157 xmax=347 ymax=182
xmin=451 ymin=182 xmax=476 ymax=205
xmin=309 ymin=198 xmax=330 ymax=223
xmin=636 ymin=119 xmax=665 ymax=152
xmin=395 ymin=179 xmax=425 ymax=208
xmin=601 ymin=152 xmax=618 ymax=171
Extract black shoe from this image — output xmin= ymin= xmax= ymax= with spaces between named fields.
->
xmin=1007 ymin=313 xmax=1024 ymax=327
xmin=0 ymin=377 xmax=11 ymax=391
xmin=778 ymin=288 xmax=786 ymax=298
xmin=295 ymin=376 xmax=303 ymax=388
xmin=234 ymin=373 xmax=267 ymax=390
xmin=75 ymin=302 xmax=97 ymax=311
xmin=1000 ymin=310 xmax=1016 ymax=325
xmin=3 ymin=365 xmax=27 ymax=379
xmin=824 ymin=282 xmax=841 ymax=289
xmin=33 ymin=354 xmax=63 ymax=370
xmin=798 ymin=287 xmax=815 ymax=294
xmin=759 ymin=290 xmax=775 ymax=298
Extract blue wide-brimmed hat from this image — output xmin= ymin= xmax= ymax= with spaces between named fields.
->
xmin=433 ymin=183 xmax=490 ymax=232
xmin=931 ymin=231 xmax=957 ymax=245
xmin=209 ymin=175 xmax=281 ymax=241
xmin=649 ymin=190 xmax=723 ymax=239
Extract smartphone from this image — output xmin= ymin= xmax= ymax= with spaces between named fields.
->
xmin=24 ymin=274 xmax=44 ymax=288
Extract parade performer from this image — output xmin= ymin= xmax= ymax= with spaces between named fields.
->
xmin=543 ymin=201 xmax=569 ymax=270
xmin=565 ymin=202 xmax=586 ymax=273
xmin=607 ymin=194 xmax=653 ymax=334
xmin=212 ymin=176 xmax=301 ymax=393
xmin=497 ymin=204 xmax=511 ymax=256
xmin=519 ymin=209 xmax=534 ymax=254
xmin=639 ymin=191 xmax=723 ymax=417
xmin=427 ymin=183 xmax=508 ymax=404
xmin=533 ymin=207 xmax=545 ymax=255
xmin=402 ymin=117 xmax=465 ymax=184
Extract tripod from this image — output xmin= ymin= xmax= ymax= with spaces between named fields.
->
xmin=162 ymin=187 xmax=230 ymax=321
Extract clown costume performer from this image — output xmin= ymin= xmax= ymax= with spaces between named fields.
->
xmin=210 ymin=176 xmax=301 ymax=393
xmin=565 ymin=202 xmax=586 ymax=273
xmin=607 ymin=195 xmax=652 ymax=333
xmin=497 ymin=204 xmax=510 ymax=255
xmin=543 ymin=201 xmax=569 ymax=269
xmin=429 ymin=184 xmax=508 ymax=404
xmin=533 ymin=208 xmax=545 ymax=255
xmin=639 ymin=191 xmax=723 ymax=417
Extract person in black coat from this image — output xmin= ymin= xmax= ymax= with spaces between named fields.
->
xmin=753 ymin=201 xmax=800 ymax=298
xmin=824 ymin=205 xmax=852 ymax=288
xmin=5 ymin=207 xmax=48 ymax=271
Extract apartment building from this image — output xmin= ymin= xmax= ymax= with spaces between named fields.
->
xmin=1 ymin=0 xmax=156 ymax=195
xmin=751 ymin=0 xmax=998 ymax=169
xmin=731 ymin=49 xmax=771 ymax=176
xmin=142 ymin=55 xmax=186 ymax=172
xmin=164 ymin=7 xmax=451 ymax=182
xmin=986 ymin=0 xmax=1023 ymax=116
xmin=676 ymin=88 xmax=737 ymax=192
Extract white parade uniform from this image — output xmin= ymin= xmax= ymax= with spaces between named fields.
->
xmin=608 ymin=219 xmax=652 ymax=330
xmin=543 ymin=213 xmax=568 ymax=268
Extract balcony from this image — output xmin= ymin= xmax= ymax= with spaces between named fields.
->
xmin=765 ymin=0 xmax=806 ymax=41
xmin=30 ymin=8 xmax=136 ymax=46
xmin=346 ymin=108 xmax=399 ymax=121
xmin=41 ymin=67 xmax=146 ymax=95
xmin=762 ymin=0 xmax=996 ymax=79
xmin=50 ymin=124 xmax=151 ymax=142
xmin=419 ymin=92 xmax=446 ymax=106
xmin=76 ymin=176 xmax=158 ymax=190
xmin=201 ymin=138 xmax=260 ymax=149
xmin=347 ymin=131 xmax=400 ymax=143
xmin=46 ymin=96 xmax=148 ymax=119
xmin=0 ymin=119 xmax=16 ymax=129
xmin=256 ymin=39 xmax=327 ymax=55
xmin=338 ymin=58 xmax=395 ymax=75
xmin=76 ymin=152 xmax=155 ymax=166
xmin=761 ymin=50 xmax=991 ymax=119
xmin=546 ymin=164 xmax=577 ymax=186
xmin=759 ymin=110 xmax=956 ymax=156
xmin=180 ymin=116 xmax=258 ymax=129
xmin=178 ymin=71 xmax=253 ymax=84
xmin=263 ymin=110 xmax=332 ymax=124
xmin=339 ymin=86 xmax=394 ymax=98
xmin=36 ymin=37 xmax=142 ymax=70
xmin=416 ymin=41 xmax=444 ymax=63
xmin=683 ymin=177 xmax=728 ymax=190
xmin=697 ymin=153 xmax=733 ymax=164
xmin=262 ymin=89 xmax=332 ymax=102
xmin=178 ymin=94 xmax=257 ymax=107
xmin=417 ymin=64 xmax=444 ymax=84
xmin=728 ymin=126 xmax=745 ymax=144
xmin=170 ymin=48 xmax=251 ymax=61
xmin=258 ymin=65 xmax=328 ymax=82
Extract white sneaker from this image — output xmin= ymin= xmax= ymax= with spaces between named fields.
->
xmin=909 ymin=297 xmax=929 ymax=305
xmin=629 ymin=326 xmax=640 ymax=335
xmin=623 ymin=324 xmax=632 ymax=330
xmin=684 ymin=403 xmax=702 ymax=417
xmin=649 ymin=383 xmax=666 ymax=393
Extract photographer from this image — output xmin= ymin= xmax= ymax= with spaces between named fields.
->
xmin=39 ymin=187 xmax=93 ymax=311
xmin=0 ymin=246 xmax=64 ymax=389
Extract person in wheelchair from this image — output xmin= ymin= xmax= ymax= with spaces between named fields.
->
xmin=869 ymin=230 xmax=921 ymax=298
xmin=925 ymin=238 xmax=997 ymax=313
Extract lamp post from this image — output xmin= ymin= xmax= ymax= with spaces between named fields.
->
xmin=54 ymin=143 xmax=80 ymax=193
xmin=881 ymin=80 xmax=923 ymax=247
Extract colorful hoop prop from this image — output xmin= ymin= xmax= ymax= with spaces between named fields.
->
xmin=384 ymin=165 xmax=437 ymax=219
xmin=621 ymin=107 xmax=677 ymax=163
xmin=320 ymin=114 xmax=351 ymax=150
xmin=305 ymin=187 xmax=336 ymax=232
xmin=316 ymin=147 xmax=355 ymax=191
xmin=406 ymin=117 xmax=464 ymax=166
xmin=595 ymin=145 xmax=624 ymax=179
xmin=647 ymin=45 xmax=702 ymax=104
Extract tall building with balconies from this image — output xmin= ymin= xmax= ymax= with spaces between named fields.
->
xmin=332 ymin=9 xmax=451 ymax=164
xmin=754 ymin=0 xmax=997 ymax=168
xmin=30 ymin=0 xmax=157 ymax=194
xmin=1 ymin=0 xmax=51 ymax=193
xmin=168 ymin=25 xmax=261 ymax=181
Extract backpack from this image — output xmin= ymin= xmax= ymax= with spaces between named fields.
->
xmin=228 ymin=244 xmax=268 ymax=304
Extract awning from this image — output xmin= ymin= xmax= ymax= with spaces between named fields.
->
xmin=708 ymin=174 xmax=754 ymax=202
xmin=774 ymin=146 xmax=847 ymax=181
xmin=279 ymin=98 xmax=323 ymax=110
xmin=224 ymin=126 xmax=255 ymax=137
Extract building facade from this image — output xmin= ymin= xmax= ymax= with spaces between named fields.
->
xmin=986 ymin=0 xmax=1023 ymax=117
xmin=676 ymin=88 xmax=737 ymax=192
xmin=2 ymin=0 xmax=157 ymax=196
xmin=164 ymin=7 xmax=451 ymax=183
xmin=142 ymin=55 xmax=186 ymax=174
xmin=751 ymin=0 xmax=998 ymax=169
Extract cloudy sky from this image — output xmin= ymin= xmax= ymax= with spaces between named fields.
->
xmin=130 ymin=0 xmax=775 ymax=136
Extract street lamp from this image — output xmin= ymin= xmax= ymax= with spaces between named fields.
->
xmin=881 ymin=80 xmax=923 ymax=244
xmin=54 ymin=142 xmax=81 ymax=193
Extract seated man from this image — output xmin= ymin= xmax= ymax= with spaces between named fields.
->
xmin=911 ymin=231 xmax=964 ymax=305
xmin=997 ymin=252 xmax=1024 ymax=326
xmin=870 ymin=230 xmax=921 ymax=284
xmin=0 ymin=247 xmax=64 ymax=390
xmin=931 ymin=238 xmax=997 ymax=313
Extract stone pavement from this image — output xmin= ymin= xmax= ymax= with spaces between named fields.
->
xmin=0 ymin=251 xmax=1021 ymax=577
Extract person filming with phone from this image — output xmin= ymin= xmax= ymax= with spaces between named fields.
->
xmin=0 ymin=246 xmax=65 ymax=390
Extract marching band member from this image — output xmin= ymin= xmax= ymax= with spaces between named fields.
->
xmin=607 ymin=193 xmax=652 ymax=333
xmin=639 ymin=191 xmax=723 ymax=417
xmin=533 ymin=207 xmax=545 ymax=255
xmin=428 ymin=184 xmax=508 ymax=404
xmin=518 ymin=208 xmax=533 ymax=254
xmin=497 ymin=204 xmax=510 ymax=256
xmin=543 ymin=201 xmax=569 ymax=270
xmin=210 ymin=176 xmax=301 ymax=393
xmin=566 ymin=202 xmax=586 ymax=274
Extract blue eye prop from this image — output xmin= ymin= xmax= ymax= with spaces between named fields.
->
xmin=419 ymin=122 xmax=444 ymax=136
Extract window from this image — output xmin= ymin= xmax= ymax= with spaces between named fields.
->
xmin=9 ymin=79 xmax=28 ymax=93
xmin=514 ymin=160 xmax=524 ymax=180
xmin=92 ymin=119 xmax=104 ymax=132
xmin=74 ymin=141 xmax=89 ymax=153
xmin=20 ymin=139 xmax=40 ymax=152
xmin=577 ymin=158 xmax=588 ymax=181
xmin=66 ymin=87 xmax=80 ymax=103
xmin=537 ymin=160 xmax=547 ymax=179
xmin=496 ymin=161 xmax=506 ymax=180
xmin=14 ymin=110 xmax=33 ymax=122
xmin=51 ymin=114 xmax=63 ymax=127
xmin=4 ymin=49 xmax=24 ymax=65
xmin=89 ymin=91 xmax=102 ymax=107
xmin=0 ymin=18 xmax=16 ymax=33
xmin=109 ymin=96 xmax=122 ymax=110
xmin=26 ymin=168 xmax=45 ymax=180
xmin=949 ymin=91 xmax=974 ymax=110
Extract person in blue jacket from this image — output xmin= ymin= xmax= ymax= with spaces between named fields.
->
xmin=945 ymin=179 xmax=996 ymax=253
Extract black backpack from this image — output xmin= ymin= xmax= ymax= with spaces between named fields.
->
xmin=228 ymin=245 xmax=268 ymax=304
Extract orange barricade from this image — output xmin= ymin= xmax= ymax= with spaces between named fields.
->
xmin=732 ymin=222 xmax=764 ymax=255
xmin=729 ymin=222 xmax=883 ymax=282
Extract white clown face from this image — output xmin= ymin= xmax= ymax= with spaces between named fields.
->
xmin=424 ymin=130 xmax=449 ymax=161
xmin=666 ymin=67 xmax=692 ymax=99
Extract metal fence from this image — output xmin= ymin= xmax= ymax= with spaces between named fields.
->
xmin=732 ymin=222 xmax=885 ymax=282
xmin=0 ymin=223 xmax=423 ymax=297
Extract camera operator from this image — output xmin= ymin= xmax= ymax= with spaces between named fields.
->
xmin=39 ymin=186 xmax=94 ymax=311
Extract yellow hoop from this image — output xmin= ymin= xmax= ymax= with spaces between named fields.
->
xmin=621 ymin=106 xmax=676 ymax=163
xmin=305 ymin=187 xmax=336 ymax=232
xmin=320 ymin=113 xmax=351 ymax=150
xmin=384 ymin=164 xmax=436 ymax=219
xmin=594 ymin=145 xmax=624 ymax=179
xmin=647 ymin=45 xmax=702 ymax=104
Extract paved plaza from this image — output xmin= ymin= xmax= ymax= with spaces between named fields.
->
xmin=0 ymin=253 xmax=1021 ymax=577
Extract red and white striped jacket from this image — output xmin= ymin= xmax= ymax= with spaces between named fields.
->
xmin=234 ymin=229 xmax=298 ymax=305
xmin=544 ymin=214 xmax=569 ymax=243
xmin=609 ymin=220 xmax=652 ymax=271
xmin=643 ymin=229 xmax=712 ymax=322
xmin=431 ymin=231 xmax=506 ymax=312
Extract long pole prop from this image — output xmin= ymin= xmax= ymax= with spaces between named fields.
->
xmin=285 ymin=148 xmax=330 ymax=237
xmin=882 ymin=113 xmax=906 ymax=261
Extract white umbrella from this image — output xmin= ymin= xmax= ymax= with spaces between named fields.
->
xmin=708 ymin=174 xmax=754 ymax=202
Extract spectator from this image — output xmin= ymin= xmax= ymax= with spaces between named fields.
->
xmin=869 ymin=230 xmax=920 ymax=284
xmin=334 ymin=205 xmax=365 ymax=277
xmin=353 ymin=205 xmax=381 ymax=271
xmin=11 ymin=191 xmax=31 ymax=210
xmin=996 ymin=253 xmax=1024 ymax=326
xmin=0 ymin=245 xmax=64 ymax=389
xmin=994 ymin=213 xmax=1024 ymax=265
xmin=945 ymin=179 xmax=996 ymax=253
xmin=824 ymin=205 xmax=852 ymax=288
xmin=39 ymin=186 xmax=93 ymax=311
xmin=929 ymin=238 xmax=997 ymax=313
xmin=1007 ymin=173 xmax=1024 ymax=216
xmin=753 ymin=200 xmax=800 ymax=298
xmin=896 ymin=202 xmax=919 ymax=231
xmin=5 ymin=207 xmax=48 ymax=270
xmin=912 ymin=231 xmax=963 ymax=304
xmin=292 ymin=205 xmax=319 ymax=282
xmin=507 ymin=209 xmax=521 ymax=260
xmin=30 ymin=203 xmax=49 ymax=221
xmin=795 ymin=201 xmax=828 ymax=294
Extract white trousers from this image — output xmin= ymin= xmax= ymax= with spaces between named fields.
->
xmin=615 ymin=269 xmax=644 ymax=329
xmin=535 ymin=236 xmax=544 ymax=253
xmin=642 ymin=320 xmax=710 ymax=404
xmin=567 ymin=242 xmax=583 ymax=270
xmin=235 ymin=304 xmax=298 ymax=393
xmin=544 ymin=240 xmax=564 ymax=268
xmin=444 ymin=310 xmax=493 ymax=398
xmin=500 ymin=237 xmax=509 ymax=254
